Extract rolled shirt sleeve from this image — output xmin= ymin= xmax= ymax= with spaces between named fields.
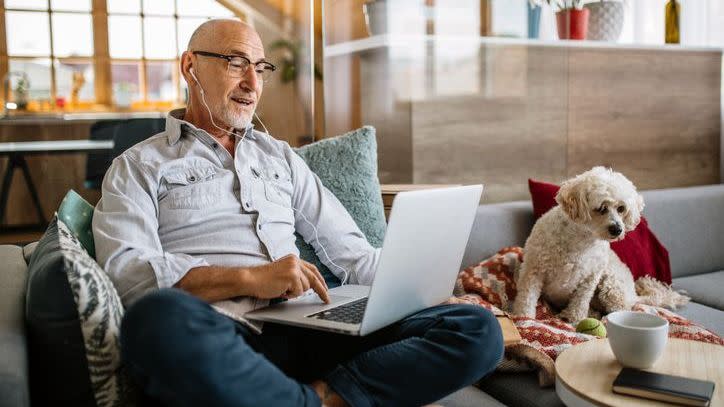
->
xmin=284 ymin=145 xmax=381 ymax=285
xmin=93 ymin=153 xmax=209 ymax=306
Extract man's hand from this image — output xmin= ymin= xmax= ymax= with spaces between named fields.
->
xmin=246 ymin=255 xmax=330 ymax=303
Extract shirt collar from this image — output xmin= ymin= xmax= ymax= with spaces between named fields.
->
xmin=165 ymin=108 xmax=257 ymax=145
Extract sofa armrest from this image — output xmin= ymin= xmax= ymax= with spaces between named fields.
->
xmin=0 ymin=245 xmax=30 ymax=407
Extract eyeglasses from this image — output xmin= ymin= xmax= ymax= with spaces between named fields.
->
xmin=192 ymin=50 xmax=276 ymax=82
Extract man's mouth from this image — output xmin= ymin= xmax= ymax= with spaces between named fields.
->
xmin=231 ymin=96 xmax=254 ymax=106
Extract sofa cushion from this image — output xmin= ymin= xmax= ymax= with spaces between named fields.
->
xmin=461 ymin=201 xmax=535 ymax=268
xmin=641 ymin=185 xmax=724 ymax=278
xmin=436 ymin=385 xmax=507 ymax=407
xmin=528 ymin=179 xmax=672 ymax=284
xmin=26 ymin=218 xmax=96 ymax=406
xmin=57 ymin=189 xmax=96 ymax=258
xmin=293 ymin=126 xmax=387 ymax=286
xmin=673 ymin=271 xmax=724 ymax=311
xmin=0 ymin=245 xmax=30 ymax=407
xmin=529 ymin=178 xmax=559 ymax=219
xmin=26 ymin=217 xmax=133 ymax=407
xmin=22 ymin=241 xmax=38 ymax=264
xmin=674 ymin=301 xmax=724 ymax=337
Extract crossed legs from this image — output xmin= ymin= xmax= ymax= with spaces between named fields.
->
xmin=121 ymin=289 xmax=504 ymax=407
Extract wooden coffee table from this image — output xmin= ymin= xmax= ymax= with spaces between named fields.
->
xmin=555 ymin=338 xmax=723 ymax=406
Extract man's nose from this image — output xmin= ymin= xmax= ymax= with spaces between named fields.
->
xmin=240 ymin=66 xmax=260 ymax=91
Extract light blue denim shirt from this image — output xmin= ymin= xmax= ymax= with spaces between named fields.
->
xmin=93 ymin=109 xmax=380 ymax=322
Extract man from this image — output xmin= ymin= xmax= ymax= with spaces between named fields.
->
xmin=93 ymin=19 xmax=503 ymax=407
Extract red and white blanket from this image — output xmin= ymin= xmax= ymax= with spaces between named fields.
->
xmin=452 ymin=247 xmax=724 ymax=387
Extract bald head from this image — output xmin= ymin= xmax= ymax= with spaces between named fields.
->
xmin=187 ymin=19 xmax=263 ymax=54
xmin=181 ymin=18 xmax=266 ymax=136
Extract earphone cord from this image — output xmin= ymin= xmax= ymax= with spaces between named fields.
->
xmin=199 ymin=86 xmax=247 ymax=143
xmin=292 ymin=207 xmax=350 ymax=286
xmin=196 ymin=74 xmax=350 ymax=285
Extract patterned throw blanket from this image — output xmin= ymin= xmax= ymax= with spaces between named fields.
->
xmin=452 ymin=247 xmax=724 ymax=387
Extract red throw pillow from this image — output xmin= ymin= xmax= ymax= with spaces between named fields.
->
xmin=528 ymin=179 xmax=672 ymax=284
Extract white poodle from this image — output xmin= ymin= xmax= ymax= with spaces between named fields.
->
xmin=512 ymin=167 xmax=688 ymax=323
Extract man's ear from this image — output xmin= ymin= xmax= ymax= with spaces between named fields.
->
xmin=555 ymin=178 xmax=590 ymax=223
xmin=180 ymin=51 xmax=195 ymax=86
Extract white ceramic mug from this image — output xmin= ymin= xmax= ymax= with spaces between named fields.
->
xmin=605 ymin=311 xmax=669 ymax=369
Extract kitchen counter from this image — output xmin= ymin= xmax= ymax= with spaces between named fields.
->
xmin=0 ymin=110 xmax=168 ymax=125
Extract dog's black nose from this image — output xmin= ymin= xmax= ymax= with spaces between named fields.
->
xmin=608 ymin=224 xmax=623 ymax=237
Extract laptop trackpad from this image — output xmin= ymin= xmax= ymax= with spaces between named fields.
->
xmin=286 ymin=294 xmax=352 ymax=306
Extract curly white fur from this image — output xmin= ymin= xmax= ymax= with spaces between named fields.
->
xmin=512 ymin=167 xmax=688 ymax=323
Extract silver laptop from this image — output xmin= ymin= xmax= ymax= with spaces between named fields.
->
xmin=245 ymin=185 xmax=483 ymax=336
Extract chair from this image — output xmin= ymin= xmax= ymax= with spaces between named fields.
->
xmin=85 ymin=118 xmax=165 ymax=189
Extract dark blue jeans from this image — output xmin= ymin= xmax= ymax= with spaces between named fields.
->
xmin=121 ymin=289 xmax=503 ymax=407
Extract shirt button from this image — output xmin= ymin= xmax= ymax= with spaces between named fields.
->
xmin=188 ymin=176 xmax=196 ymax=182
xmin=257 ymin=223 xmax=262 ymax=231
xmin=212 ymin=143 xmax=218 ymax=149
xmin=245 ymin=201 xmax=251 ymax=208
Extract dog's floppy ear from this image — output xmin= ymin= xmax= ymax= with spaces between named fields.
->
xmin=623 ymin=193 xmax=644 ymax=231
xmin=556 ymin=177 xmax=590 ymax=223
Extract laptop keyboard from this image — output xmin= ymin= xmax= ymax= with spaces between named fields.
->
xmin=307 ymin=297 xmax=368 ymax=324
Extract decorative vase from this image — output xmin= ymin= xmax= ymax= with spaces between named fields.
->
xmin=585 ymin=1 xmax=624 ymax=42
xmin=527 ymin=3 xmax=542 ymax=39
xmin=555 ymin=8 xmax=590 ymax=40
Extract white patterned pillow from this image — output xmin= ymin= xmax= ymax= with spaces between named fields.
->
xmin=57 ymin=218 xmax=136 ymax=406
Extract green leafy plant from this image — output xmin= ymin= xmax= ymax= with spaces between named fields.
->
xmin=530 ymin=0 xmax=586 ymax=10
xmin=268 ymin=38 xmax=322 ymax=84
xmin=14 ymin=76 xmax=30 ymax=99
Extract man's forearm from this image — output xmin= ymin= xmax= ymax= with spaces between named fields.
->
xmin=173 ymin=266 xmax=253 ymax=302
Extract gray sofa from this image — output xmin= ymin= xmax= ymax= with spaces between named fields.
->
xmin=2 ymin=184 xmax=723 ymax=407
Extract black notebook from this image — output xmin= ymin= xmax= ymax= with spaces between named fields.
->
xmin=612 ymin=368 xmax=716 ymax=407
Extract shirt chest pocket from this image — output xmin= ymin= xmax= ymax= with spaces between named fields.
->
xmin=252 ymin=160 xmax=293 ymax=208
xmin=161 ymin=166 xmax=221 ymax=210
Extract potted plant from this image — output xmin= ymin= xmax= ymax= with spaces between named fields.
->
xmin=14 ymin=75 xmax=30 ymax=110
xmin=268 ymin=38 xmax=323 ymax=144
xmin=114 ymin=82 xmax=136 ymax=109
xmin=532 ymin=0 xmax=590 ymax=40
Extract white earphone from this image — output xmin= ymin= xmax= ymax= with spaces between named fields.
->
xmin=190 ymin=67 xmax=203 ymax=94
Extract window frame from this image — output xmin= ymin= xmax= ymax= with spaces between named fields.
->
xmin=0 ymin=0 xmax=243 ymax=110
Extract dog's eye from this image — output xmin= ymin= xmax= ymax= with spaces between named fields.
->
xmin=617 ymin=205 xmax=625 ymax=213
xmin=597 ymin=206 xmax=608 ymax=214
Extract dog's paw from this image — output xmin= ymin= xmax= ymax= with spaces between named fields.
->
xmin=559 ymin=308 xmax=587 ymax=324
xmin=511 ymin=308 xmax=536 ymax=319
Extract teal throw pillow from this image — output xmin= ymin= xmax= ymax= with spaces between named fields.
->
xmin=57 ymin=189 xmax=96 ymax=258
xmin=293 ymin=126 xmax=387 ymax=287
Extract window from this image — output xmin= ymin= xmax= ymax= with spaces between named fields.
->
xmin=1 ymin=0 xmax=240 ymax=111
xmin=107 ymin=0 xmax=235 ymax=107
xmin=4 ymin=0 xmax=94 ymax=108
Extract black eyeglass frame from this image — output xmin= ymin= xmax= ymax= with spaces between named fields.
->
xmin=192 ymin=50 xmax=276 ymax=80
